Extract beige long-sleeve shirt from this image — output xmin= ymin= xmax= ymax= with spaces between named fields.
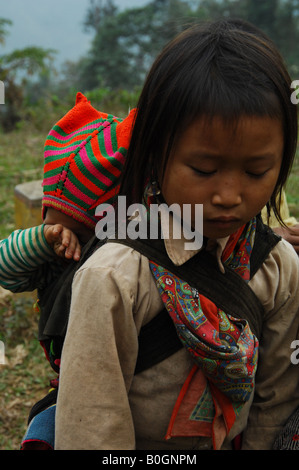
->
xmin=55 ymin=230 xmax=299 ymax=450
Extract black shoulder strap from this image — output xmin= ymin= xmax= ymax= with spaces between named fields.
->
xmin=134 ymin=307 xmax=182 ymax=374
xmin=250 ymin=214 xmax=281 ymax=277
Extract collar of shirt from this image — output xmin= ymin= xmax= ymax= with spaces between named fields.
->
xmin=158 ymin=204 xmax=229 ymax=272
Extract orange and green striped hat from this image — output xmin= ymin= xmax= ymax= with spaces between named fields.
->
xmin=42 ymin=92 xmax=136 ymax=229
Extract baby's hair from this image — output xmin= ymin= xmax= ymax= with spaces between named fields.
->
xmin=119 ymin=19 xmax=298 ymax=224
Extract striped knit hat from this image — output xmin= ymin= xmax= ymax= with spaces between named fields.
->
xmin=42 ymin=92 xmax=136 ymax=229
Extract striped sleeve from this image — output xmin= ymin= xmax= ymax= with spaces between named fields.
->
xmin=0 ymin=225 xmax=55 ymax=292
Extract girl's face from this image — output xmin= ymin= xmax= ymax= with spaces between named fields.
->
xmin=161 ymin=115 xmax=284 ymax=239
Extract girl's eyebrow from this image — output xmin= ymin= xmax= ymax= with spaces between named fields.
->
xmin=186 ymin=151 xmax=278 ymax=160
xmin=245 ymin=153 xmax=281 ymax=161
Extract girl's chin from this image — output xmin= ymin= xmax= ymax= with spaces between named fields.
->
xmin=203 ymin=221 xmax=244 ymax=240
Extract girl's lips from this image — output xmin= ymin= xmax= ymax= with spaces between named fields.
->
xmin=206 ymin=217 xmax=241 ymax=229
xmin=208 ymin=216 xmax=240 ymax=223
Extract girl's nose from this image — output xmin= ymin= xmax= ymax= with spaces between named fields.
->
xmin=211 ymin=178 xmax=242 ymax=207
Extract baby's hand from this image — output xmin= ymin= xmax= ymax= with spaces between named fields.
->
xmin=43 ymin=224 xmax=81 ymax=261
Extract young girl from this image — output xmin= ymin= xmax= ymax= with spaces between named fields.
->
xmin=54 ymin=19 xmax=299 ymax=450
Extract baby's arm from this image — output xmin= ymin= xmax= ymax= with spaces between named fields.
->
xmin=0 ymin=223 xmax=81 ymax=293
xmin=0 ymin=225 xmax=55 ymax=292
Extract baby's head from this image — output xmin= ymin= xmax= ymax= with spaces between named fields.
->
xmin=42 ymin=93 xmax=136 ymax=241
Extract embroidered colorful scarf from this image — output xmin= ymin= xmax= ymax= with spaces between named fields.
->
xmin=149 ymin=218 xmax=259 ymax=449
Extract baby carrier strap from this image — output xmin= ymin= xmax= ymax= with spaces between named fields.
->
xmin=250 ymin=214 xmax=281 ymax=278
xmin=135 ymin=304 xmax=182 ymax=374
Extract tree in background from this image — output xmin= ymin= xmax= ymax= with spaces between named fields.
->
xmin=1 ymin=0 xmax=299 ymax=131
xmin=79 ymin=0 xmax=198 ymax=91
xmin=78 ymin=0 xmax=299 ymax=94
xmin=0 ymin=19 xmax=55 ymax=131
xmin=205 ymin=0 xmax=299 ymax=74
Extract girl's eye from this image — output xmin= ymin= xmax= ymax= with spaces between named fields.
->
xmin=192 ymin=167 xmax=216 ymax=176
xmin=246 ymin=169 xmax=269 ymax=178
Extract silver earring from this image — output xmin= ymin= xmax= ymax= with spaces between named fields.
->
xmin=148 ymin=181 xmax=161 ymax=197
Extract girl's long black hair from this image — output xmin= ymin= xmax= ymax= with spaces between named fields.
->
xmin=119 ymin=18 xmax=298 ymax=224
